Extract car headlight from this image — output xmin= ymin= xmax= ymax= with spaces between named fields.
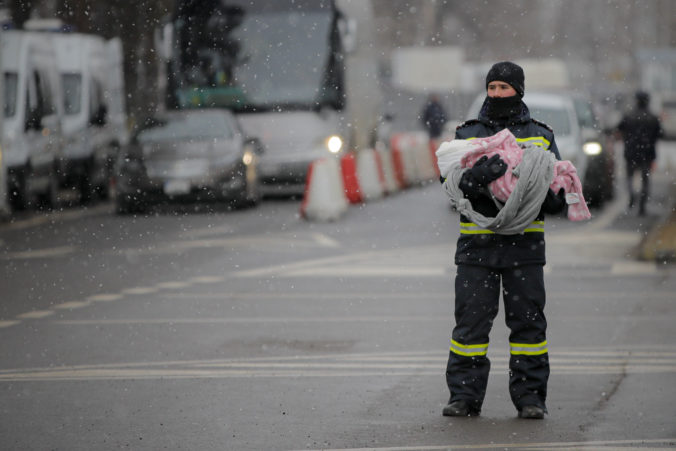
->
xmin=325 ymin=135 xmax=343 ymax=154
xmin=583 ymin=141 xmax=602 ymax=156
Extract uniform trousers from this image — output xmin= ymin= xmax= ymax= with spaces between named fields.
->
xmin=446 ymin=263 xmax=549 ymax=412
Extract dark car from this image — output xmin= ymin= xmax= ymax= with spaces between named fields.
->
xmin=114 ymin=109 xmax=263 ymax=214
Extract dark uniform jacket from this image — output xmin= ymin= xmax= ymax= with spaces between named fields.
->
xmin=618 ymin=109 xmax=663 ymax=165
xmin=453 ymin=101 xmax=562 ymax=268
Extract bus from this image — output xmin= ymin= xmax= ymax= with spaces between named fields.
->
xmin=156 ymin=0 xmax=384 ymax=195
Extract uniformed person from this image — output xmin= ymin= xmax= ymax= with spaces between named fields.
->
xmin=617 ymin=91 xmax=664 ymax=216
xmin=442 ymin=61 xmax=566 ymax=419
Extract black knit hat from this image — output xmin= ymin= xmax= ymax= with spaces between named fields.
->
xmin=485 ymin=61 xmax=525 ymax=98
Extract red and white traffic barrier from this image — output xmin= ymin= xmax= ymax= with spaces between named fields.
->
xmin=356 ymin=148 xmax=385 ymax=201
xmin=300 ymin=157 xmax=348 ymax=221
xmin=376 ymin=142 xmax=399 ymax=194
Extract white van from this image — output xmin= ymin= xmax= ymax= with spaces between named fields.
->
xmin=54 ymin=34 xmax=128 ymax=202
xmin=1 ymin=30 xmax=63 ymax=211
xmin=0 ymin=40 xmax=7 ymax=217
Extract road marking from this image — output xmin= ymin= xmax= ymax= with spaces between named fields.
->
xmin=0 ymin=204 xmax=109 ymax=232
xmin=87 ymin=294 xmax=123 ymax=302
xmin=155 ymin=281 xmax=191 ymax=289
xmin=1 ymin=245 xmax=76 ymax=260
xmin=0 ymin=320 xmax=21 ymax=328
xmin=122 ymin=286 xmax=159 ymax=295
xmin=311 ymin=232 xmax=340 ymax=248
xmin=294 ymin=437 xmax=676 ymax=451
xmin=53 ymin=301 xmax=91 ymax=310
xmin=16 ymin=310 xmax=54 ymax=319
xmin=188 ymin=276 xmax=224 ymax=283
xmin=611 ymin=261 xmax=658 ymax=275
xmin=111 ymin=232 xmax=341 ymax=257
xmin=2 ymin=347 xmax=675 ymax=382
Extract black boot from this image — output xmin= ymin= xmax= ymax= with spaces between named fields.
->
xmin=442 ymin=400 xmax=480 ymax=417
xmin=518 ymin=405 xmax=545 ymax=419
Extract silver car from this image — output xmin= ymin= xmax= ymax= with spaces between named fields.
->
xmin=114 ymin=109 xmax=262 ymax=213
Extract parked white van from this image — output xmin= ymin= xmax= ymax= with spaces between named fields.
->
xmin=54 ymin=34 xmax=128 ymax=202
xmin=1 ymin=30 xmax=63 ymax=211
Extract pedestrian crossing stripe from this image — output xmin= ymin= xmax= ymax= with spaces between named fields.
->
xmin=1 ymin=348 xmax=676 ymax=381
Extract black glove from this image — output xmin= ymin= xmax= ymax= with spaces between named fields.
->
xmin=470 ymin=154 xmax=508 ymax=186
xmin=541 ymin=188 xmax=566 ymax=214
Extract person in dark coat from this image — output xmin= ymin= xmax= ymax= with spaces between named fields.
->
xmin=617 ymin=91 xmax=663 ymax=216
xmin=421 ymin=94 xmax=448 ymax=139
xmin=441 ymin=61 xmax=566 ymax=420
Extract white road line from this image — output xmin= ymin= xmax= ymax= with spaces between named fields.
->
xmin=1 ymin=246 xmax=76 ymax=260
xmin=312 ymin=233 xmax=341 ymax=248
xmin=0 ymin=204 xmax=109 ymax=232
xmin=2 ymin=347 xmax=676 ymax=381
xmin=294 ymin=437 xmax=676 ymax=451
xmin=121 ymin=286 xmax=159 ymax=295
xmin=188 ymin=276 xmax=224 ymax=283
xmin=16 ymin=310 xmax=54 ymax=319
xmin=87 ymin=294 xmax=123 ymax=302
xmin=1 ymin=365 xmax=676 ymax=382
xmin=611 ymin=261 xmax=658 ymax=275
xmin=53 ymin=301 xmax=92 ymax=310
xmin=155 ymin=281 xmax=192 ymax=289
xmin=0 ymin=320 xmax=21 ymax=328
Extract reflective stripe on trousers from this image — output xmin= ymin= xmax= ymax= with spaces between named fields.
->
xmin=460 ymin=221 xmax=544 ymax=234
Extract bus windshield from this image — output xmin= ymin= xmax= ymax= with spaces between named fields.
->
xmin=171 ymin=0 xmax=342 ymax=112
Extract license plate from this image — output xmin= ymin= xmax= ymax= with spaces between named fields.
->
xmin=163 ymin=180 xmax=191 ymax=195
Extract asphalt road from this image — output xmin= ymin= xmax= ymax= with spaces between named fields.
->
xmin=1 ymin=168 xmax=675 ymax=450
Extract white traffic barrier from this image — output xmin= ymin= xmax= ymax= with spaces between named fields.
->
xmin=300 ymin=157 xmax=348 ymax=221
xmin=356 ymin=148 xmax=385 ymax=201
xmin=376 ymin=142 xmax=399 ymax=194
xmin=401 ymin=133 xmax=424 ymax=184
xmin=414 ymin=133 xmax=438 ymax=182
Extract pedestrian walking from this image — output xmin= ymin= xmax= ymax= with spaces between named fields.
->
xmin=617 ymin=91 xmax=663 ymax=216
xmin=441 ymin=61 xmax=567 ymax=419
xmin=421 ymin=94 xmax=448 ymax=139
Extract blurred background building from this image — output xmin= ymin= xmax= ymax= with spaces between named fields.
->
xmin=1 ymin=0 xmax=675 ymax=128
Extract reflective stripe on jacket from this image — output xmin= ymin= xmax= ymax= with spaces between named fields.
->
xmin=453 ymin=101 xmax=560 ymax=268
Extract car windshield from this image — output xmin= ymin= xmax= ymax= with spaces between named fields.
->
xmin=137 ymin=113 xmax=235 ymax=143
xmin=62 ymin=73 xmax=82 ymax=115
xmin=527 ymin=106 xmax=572 ymax=136
xmin=4 ymin=72 xmax=18 ymax=117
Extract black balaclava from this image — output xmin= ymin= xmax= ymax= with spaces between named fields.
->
xmin=483 ymin=61 xmax=525 ymax=121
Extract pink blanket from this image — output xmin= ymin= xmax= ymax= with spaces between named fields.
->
xmin=460 ymin=129 xmax=591 ymax=221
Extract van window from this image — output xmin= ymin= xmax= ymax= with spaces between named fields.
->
xmin=4 ymin=72 xmax=18 ymax=117
xmin=62 ymin=73 xmax=83 ymax=115
xmin=528 ymin=106 xmax=572 ymax=136
xmin=34 ymin=70 xmax=56 ymax=116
